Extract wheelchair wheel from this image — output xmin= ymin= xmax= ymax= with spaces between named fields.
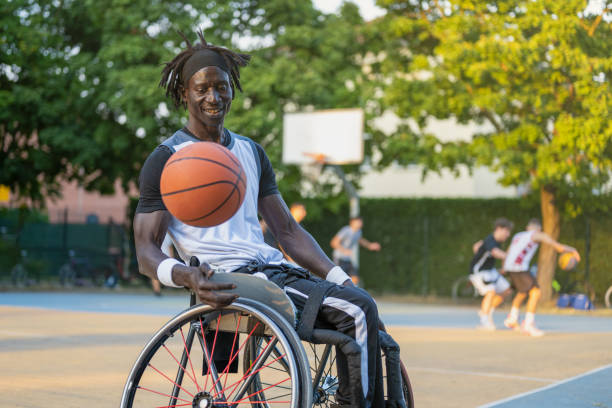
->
xmin=121 ymin=298 xmax=311 ymax=408
xmin=306 ymin=342 xmax=415 ymax=408
xmin=451 ymin=275 xmax=477 ymax=302
xmin=605 ymin=285 xmax=612 ymax=309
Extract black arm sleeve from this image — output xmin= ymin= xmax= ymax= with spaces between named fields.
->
xmin=255 ymin=143 xmax=279 ymax=198
xmin=135 ymin=145 xmax=173 ymax=214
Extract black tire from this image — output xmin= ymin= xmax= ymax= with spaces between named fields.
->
xmin=452 ymin=275 xmax=477 ymax=302
xmin=121 ymin=299 xmax=311 ymax=408
xmin=307 ymin=342 xmax=415 ymax=408
xmin=605 ymin=286 xmax=612 ymax=309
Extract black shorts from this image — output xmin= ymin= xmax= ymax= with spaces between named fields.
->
xmin=509 ymin=271 xmax=538 ymax=293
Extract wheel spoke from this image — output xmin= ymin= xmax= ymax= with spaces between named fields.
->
xmin=208 ymin=314 xmax=243 ymax=394
xmin=135 ymin=385 xmax=191 ymax=403
xmin=147 ymin=363 xmax=195 ymax=398
xmin=180 ymin=326 xmax=201 ymax=392
xmin=203 ymin=314 xmax=222 ymax=391
xmin=162 ymin=344 xmax=200 ymax=390
xmin=218 ymin=353 xmax=286 ymax=400
xmin=221 ymin=337 xmax=279 ymax=400
xmin=234 ymin=377 xmax=291 ymax=404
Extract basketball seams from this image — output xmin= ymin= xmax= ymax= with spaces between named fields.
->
xmin=184 ymin=177 xmax=240 ymax=223
xmin=161 ymin=180 xmax=237 ymax=197
xmin=212 ymin=141 xmax=241 ymax=168
xmin=160 ymin=141 xmax=246 ymax=227
xmin=165 ymin=156 xmax=241 ymax=179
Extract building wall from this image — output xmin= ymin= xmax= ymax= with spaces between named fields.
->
xmin=359 ymin=112 xmax=518 ymax=198
xmin=45 ymin=180 xmax=131 ymax=224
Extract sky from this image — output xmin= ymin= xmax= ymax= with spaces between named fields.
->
xmin=312 ymin=0 xmax=386 ymax=21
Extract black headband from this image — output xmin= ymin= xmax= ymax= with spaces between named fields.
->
xmin=182 ymin=49 xmax=230 ymax=86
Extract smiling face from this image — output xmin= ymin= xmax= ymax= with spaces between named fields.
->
xmin=183 ymin=66 xmax=233 ymax=129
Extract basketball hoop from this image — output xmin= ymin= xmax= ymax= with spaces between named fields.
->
xmin=300 ymin=152 xmax=327 ymax=183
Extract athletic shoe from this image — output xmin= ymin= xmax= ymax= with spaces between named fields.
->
xmin=521 ymin=322 xmax=544 ymax=337
xmin=476 ymin=322 xmax=495 ymax=331
xmin=504 ymin=316 xmax=520 ymax=330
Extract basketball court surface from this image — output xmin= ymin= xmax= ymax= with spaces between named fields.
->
xmin=1 ymin=292 xmax=610 ymax=407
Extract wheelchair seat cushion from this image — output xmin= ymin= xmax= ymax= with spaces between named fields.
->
xmin=207 ymin=272 xmax=297 ymax=326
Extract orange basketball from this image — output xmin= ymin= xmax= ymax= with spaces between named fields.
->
xmin=160 ymin=142 xmax=246 ymax=227
xmin=558 ymin=252 xmax=578 ymax=271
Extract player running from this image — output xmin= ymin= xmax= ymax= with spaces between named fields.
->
xmin=133 ymin=31 xmax=388 ymax=407
xmin=331 ymin=216 xmax=381 ymax=286
xmin=503 ymin=219 xmax=580 ymax=337
xmin=469 ymin=218 xmax=513 ymax=331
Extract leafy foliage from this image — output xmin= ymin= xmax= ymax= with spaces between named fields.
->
xmin=1 ymin=0 xmax=368 ymax=207
xmin=373 ymin=0 xmax=612 ymax=216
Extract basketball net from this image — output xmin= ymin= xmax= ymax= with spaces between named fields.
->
xmin=300 ymin=152 xmax=327 ymax=184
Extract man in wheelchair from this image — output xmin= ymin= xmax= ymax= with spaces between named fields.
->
xmin=133 ymin=30 xmax=400 ymax=408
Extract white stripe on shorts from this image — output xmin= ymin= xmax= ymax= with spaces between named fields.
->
xmin=284 ymin=286 xmax=369 ymax=397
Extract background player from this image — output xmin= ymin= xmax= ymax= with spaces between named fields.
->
xmin=469 ymin=218 xmax=513 ymax=330
xmin=133 ymin=31 xmax=386 ymax=407
xmin=503 ymin=218 xmax=581 ymax=337
xmin=331 ymin=216 xmax=381 ymax=286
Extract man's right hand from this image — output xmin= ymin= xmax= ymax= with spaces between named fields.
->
xmin=173 ymin=263 xmax=238 ymax=308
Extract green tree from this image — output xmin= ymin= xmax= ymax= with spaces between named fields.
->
xmin=373 ymin=0 xmax=612 ymax=301
xmin=2 ymin=0 xmax=367 ymax=212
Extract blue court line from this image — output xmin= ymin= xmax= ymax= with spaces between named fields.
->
xmin=479 ymin=364 xmax=612 ymax=408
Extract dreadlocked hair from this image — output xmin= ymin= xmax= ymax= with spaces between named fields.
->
xmin=159 ymin=29 xmax=251 ymax=108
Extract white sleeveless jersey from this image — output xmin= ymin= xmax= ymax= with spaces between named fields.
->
xmin=161 ymin=129 xmax=285 ymax=272
xmin=503 ymin=231 xmax=539 ymax=272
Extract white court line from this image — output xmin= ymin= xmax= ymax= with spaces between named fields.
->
xmin=409 ymin=367 xmax=556 ymax=383
xmin=477 ymin=363 xmax=612 ymax=408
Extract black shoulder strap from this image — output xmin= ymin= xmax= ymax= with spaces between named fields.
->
xmin=296 ymin=280 xmax=335 ymax=341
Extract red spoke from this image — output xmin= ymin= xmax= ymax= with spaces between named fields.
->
xmin=199 ymin=316 xmax=215 ymax=391
xmin=180 ymin=327 xmax=202 ymax=393
xmin=147 ymin=363 xmax=195 ymax=398
xmin=223 ymin=336 xmax=276 ymax=400
xmin=203 ymin=314 xmax=222 ymax=391
xmin=135 ymin=385 xmax=191 ymax=403
xmin=217 ymin=353 xmax=286 ymax=400
xmin=223 ymin=314 xmax=242 ymax=391
xmin=163 ymin=344 xmax=199 ymax=389
xmin=207 ymin=320 xmax=261 ymax=397
xmin=213 ymin=401 xmax=290 ymax=405
xmin=208 ymin=314 xmax=242 ymax=394
xmin=235 ymin=377 xmax=291 ymax=404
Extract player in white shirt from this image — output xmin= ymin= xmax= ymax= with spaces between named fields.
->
xmin=503 ymin=219 xmax=580 ymax=336
xmin=133 ymin=32 xmax=389 ymax=407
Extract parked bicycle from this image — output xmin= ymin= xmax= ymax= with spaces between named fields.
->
xmin=10 ymin=250 xmax=46 ymax=287
xmin=451 ymin=275 xmax=478 ymax=302
xmin=605 ymin=285 xmax=612 ymax=309
xmin=57 ymin=250 xmax=118 ymax=288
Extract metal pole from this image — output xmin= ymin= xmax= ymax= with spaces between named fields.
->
xmin=585 ymin=216 xmax=590 ymax=280
xmin=330 ymin=165 xmax=360 ymax=269
xmin=423 ymin=217 xmax=429 ymax=297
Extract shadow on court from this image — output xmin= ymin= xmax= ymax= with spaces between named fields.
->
xmin=0 ymin=293 xmax=610 ymax=407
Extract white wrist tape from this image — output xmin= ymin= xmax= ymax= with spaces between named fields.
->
xmin=157 ymin=258 xmax=184 ymax=288
xmin=326 ymin=265 xmax=351 ymax=285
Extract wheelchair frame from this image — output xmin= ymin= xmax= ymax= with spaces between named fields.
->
xmin=121 ymin=287 xmax=414 ymax=408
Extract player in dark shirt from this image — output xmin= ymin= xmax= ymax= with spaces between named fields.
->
xmin=469 ymin=218 xmax=514 ymax=330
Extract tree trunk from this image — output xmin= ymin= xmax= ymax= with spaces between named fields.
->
xmin=537 ymin=186 xmax=561 ymax=303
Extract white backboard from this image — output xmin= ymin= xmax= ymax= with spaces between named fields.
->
xmin=282 ymin=108 xmax=364 ymax=165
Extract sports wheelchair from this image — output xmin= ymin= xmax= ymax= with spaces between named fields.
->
xmin=121 ymin=271 xmax=414 ymax=408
